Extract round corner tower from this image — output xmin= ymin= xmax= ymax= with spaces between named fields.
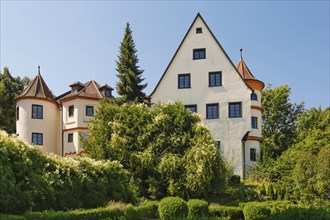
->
xmin=237 ymin=51 xmax=265 ymax=175
xmin=15 ymin=67 xmax=60 ymax=154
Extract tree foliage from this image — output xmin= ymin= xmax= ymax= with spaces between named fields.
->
xmin=0 ymin=67 xmax=30 ymax=134
xmin=83 ymin=101 xmax=227 ymax=200
xmin=0 ymin=130 xmax=135 ymax=214
xmin=249 ymin=107 xmax=330 ymax=202
xmin=115 ymin=23 xmax=147 ymax=104
xmin=261 ymin=84 xmax=304 ymax=161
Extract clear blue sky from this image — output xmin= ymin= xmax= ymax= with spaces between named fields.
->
xmin=1 ymin=1 xmax=329 ymax=109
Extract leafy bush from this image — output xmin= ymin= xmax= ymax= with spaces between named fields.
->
xmin=136 ymin=201 xmax=158 ymax=219
xmin=229 ymin=175 xmax=241 ymax=184
xmin=83 ymin=101 xmax=227 ymax=200
xmin=158 ymin=197 xmax=188 ymax=220
xmin=209 ymin=204 xmax=243 ymax=220
xmin=243 ymin=202 xmax=271 ymax=220
xmin=187 ymin=199 xmax=208 ymax=218
xmin=256 ymin=201 xmax=330 ymax=220
xmin=0 ymin=215 xmax=26 ymax=220
xmin=0 ymin=131 xmax=136 ymax=214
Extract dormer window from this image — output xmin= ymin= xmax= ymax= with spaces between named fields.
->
xmin=70 ymin=82 xmax=84 ymax=93
xmin=105 ymin=90 xmax=111 ymax=97
xmin=196 ymin=27 xmax=202 ymax=33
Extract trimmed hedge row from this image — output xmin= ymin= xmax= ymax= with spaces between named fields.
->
xmin=1 ymin=200 xmax=329 ymax=220
xmin=209 ymin=204 xmax=243 ymax=220
xmin=187 ymin=199 xmax=209 ymax=218
xmin=0 ymin=131 xmax=136 ymax=214
xmin=243 ymin=203 xmax=271 ymax=220
xmin=0 ymin=202 xmax=159 ymax=220
xmin=158 ymin=197 xmax=188 ymax=220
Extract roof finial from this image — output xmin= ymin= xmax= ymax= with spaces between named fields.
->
xmin=240 ymin=48 xmax=243 ymax=60
xmin=38 ymin=66 xmax=40 ymax=75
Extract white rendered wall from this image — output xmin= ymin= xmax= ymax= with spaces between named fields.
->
xmin=62 ymin=98 xmax=98 ymax=155
xmin=16 ymin=99 xmax=60 ymax=154
xmin=244 ymin=140 xmax=260 ymax=171
xmin=62 ymin=98 xmax=98 ymax=130
xmin=151 ymin=16 xmax=253 ymax=177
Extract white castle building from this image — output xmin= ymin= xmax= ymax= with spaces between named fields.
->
xmin=15 ymin=68 xmax=113 ymax=156
xmin=15 ymin=13 xmax=264 ymax=177
xmin=150 ymin=13 xmax=264 ymax=176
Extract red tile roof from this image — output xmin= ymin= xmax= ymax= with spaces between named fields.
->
xmin=237 ymin=58 xmax=256 ymax=80
xmin=57 ymin=80 xmax=113 ymax=101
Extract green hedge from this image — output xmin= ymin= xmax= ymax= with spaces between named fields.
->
xmin=187 ymin=199 xmax=208 ymax=218
xmin=0 ymin=202 xmax=158 ymax=220
xmin=243 ymin=202 xmax=271 ymax=220
xmin=209 ymin=204 xmax=243 ymax=220
xmin=158 ymin=197 xmax=188 ymax=220
xmin=0 ymin=131 xmax=136 ymax=214
xmin=1 ymin=200 xmax=328 ymax=220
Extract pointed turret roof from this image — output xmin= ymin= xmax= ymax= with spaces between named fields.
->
xmin=237 ymin=49 xmax=255 ymax=79
xmin=15 ymin=66 xmax=56 ymax=103
xmin=236 ymin=49 xmax=264 ymax=91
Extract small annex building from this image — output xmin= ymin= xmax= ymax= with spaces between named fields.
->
xmin=15 ymin=66 xmax=113 ymax=156
xmin=150 ymin=13 xmax=264 ymax=176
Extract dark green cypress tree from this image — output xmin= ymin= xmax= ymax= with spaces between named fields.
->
xmin=115 ymin=22 xmax=147 ymax=104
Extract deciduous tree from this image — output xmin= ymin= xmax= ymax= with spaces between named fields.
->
xmin=261 ymin=84 xmax=304 ymax=161
xmin=0 ymin=67 xmax=30 ymax=134
xmin=83 ymin=101 xmax=227 ymax=200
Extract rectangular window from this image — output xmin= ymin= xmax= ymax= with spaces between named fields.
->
xmin=86 ymin=106 xmax=94 ymax=116
xmin=193 ymin=48 xmax=206 ymax=60
xmin=32 ymin=133 xmax=43 ymax=145
xmin=178 ymin=74 xmax=191 ymax=89
xmin=250 ymin=148 xmax=257 ymax=161
xmin=252 ymin=117 xmax=258 ymax=129
xmin=68 ymin=105 xmax=74 ymax=117
xmin=206 ymin=103 xmax=219 ymax=119
xmin=209 ymin=71 xmax=222 ymax=87
xmin=229 ymin=102 xmax=242 ymax=118
xmin=16 ymin=106 xmax=19 ymax=120
xmin=32 ymin=105 xmax=43 ymax=119
xmin=68 ymin=133 xmax=73 ymax=143
xmin=185 ymin=105 xmax=197 ymax=113
xmin=196 ymin=27 xmax=202 ymax=33
xmin=105 ymin=90 xmax=111 ymax=97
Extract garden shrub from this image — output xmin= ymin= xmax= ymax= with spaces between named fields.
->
xmin=229 ymin=175 xmax=241 ymax=184
xmin=136 ymin=201 xmax=158 ymax=219
xmin=243 ymin=202 xmax=271 ymax=220
xmin=83 ymin=101 xmax=228 ymax=200
xmin=158 ymin=197 xmax=188 ymax=220
xmin=209 ymin=204 xmax=244 ymax=220
xmin=187 ymin=199 xmax=208 ymax=218
xmin=0 ymin=215 xmax=26 ymax=220
xmin=0 ymin=131 xmax=136 ymax=214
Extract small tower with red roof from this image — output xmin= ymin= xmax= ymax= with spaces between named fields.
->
xmin=237 ymin=49 xmax=265 ymax=170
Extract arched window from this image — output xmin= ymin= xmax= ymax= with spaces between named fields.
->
xmin=251 ymin=93 xmax=258 ymax=101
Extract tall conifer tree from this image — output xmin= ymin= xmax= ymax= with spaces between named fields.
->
xmin=115 ymin=22 xmax=147 ymax=104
